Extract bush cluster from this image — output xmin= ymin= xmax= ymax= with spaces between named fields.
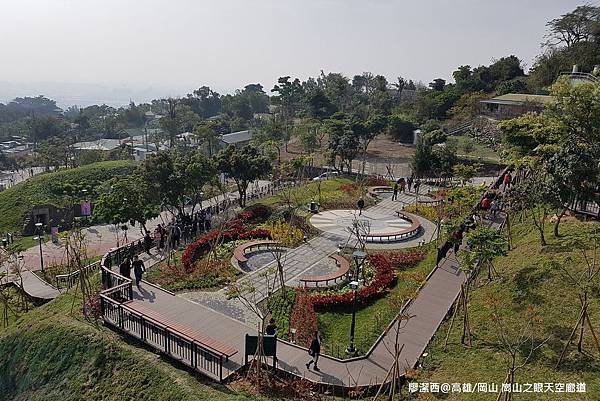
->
xmin=289 ymin=289 xmax=318 ymax=347
xmin=309 ymin=253 xmax=397 ymax=310
xmin=181 ymin=207 xmax=272 ymax=271
xmin=266 ymin=288 xmax=296 ymax=339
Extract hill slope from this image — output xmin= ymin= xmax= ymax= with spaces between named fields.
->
xmin=0 ymin=160 xmax=138 ymax=233
xmin=414 ymin=217 xmax=600 ymax=400
xmin=0 ymin=290 xmax=267 ymax=401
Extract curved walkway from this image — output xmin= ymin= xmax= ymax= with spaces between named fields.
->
xmin=0 ymin=270 xmax=60 ymax=301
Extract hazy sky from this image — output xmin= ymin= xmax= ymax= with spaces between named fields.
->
xmin=0 ymin=0 xmax=586 ymax=106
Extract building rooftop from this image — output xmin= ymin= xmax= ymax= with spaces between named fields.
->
xmin=73 ymin=139 xmax=122 ymax=151
xmin=221 ymin=130 xmax=252 ymax=145
xmin=480 ymin=93 xmax=555 ymax=106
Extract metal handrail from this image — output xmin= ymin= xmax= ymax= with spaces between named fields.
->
xmin=55 ymin=260 xmax=101 ymax=289
xmin=560 ymin=71 xmax=599 ymax=83
xmin=100 ymin=255 xmax=230 ymax=382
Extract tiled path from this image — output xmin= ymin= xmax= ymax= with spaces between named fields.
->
xmin=129 ymin=204 xmax=505 ymax=387
xmin=180 ymin=188 xmax=438 ymax=326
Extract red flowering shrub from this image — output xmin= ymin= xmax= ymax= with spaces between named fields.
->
xmin=340 ymin=184 xmax=356 ymax=194
xmin=386 ymin=249 xmax=427 ymax=270
xmin=181 ymin=206 xmax=273 ymax=271
xmin=310 ymin=253 xmax=397 ymax=310
xmin=289 ymin=289 xmax=318 ymax=347
xmin=364 ymin=176 xmax=391 ymax=187
xmin=240 ymin=204 xmax=272 ymax=223
xmin=182 ymin=227 xmax=271 ymax=271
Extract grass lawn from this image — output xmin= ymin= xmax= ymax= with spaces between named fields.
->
xmin=317 ymin=246 xmax=437 ymax=359
xmin=0 ymin=160 xmax=138 ymax=233
xmin=447 ymin=134 xmax=501 ymax=163
xmin=251 ymin=177 xmax=375 ymax=211
xmin=413 ymin=217 xmax=600 ymax=400
xmin=6 ymin=235 xmax=48 ymax=252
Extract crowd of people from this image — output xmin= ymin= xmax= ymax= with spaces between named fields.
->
xmin=391 ymin=175 xmax=422 ymax=201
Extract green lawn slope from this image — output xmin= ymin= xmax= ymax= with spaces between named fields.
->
xmin=0 ymin=289 xmax=268 ymax=401
xmin=415 ymin=217 xmax=600 ymax=400
xmin=0 ymin=160 xmax=138 ymax=234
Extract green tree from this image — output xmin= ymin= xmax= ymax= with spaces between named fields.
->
xmin=453 ymin=163 xmax=479 ymax=185
xmin=544 ymin=4 xmax=600 ymax=48
xmin=94 ymin=174 xmax=160 ymax=235
xmin=194 ymin=121 xmax=220 ymax=156
xmin=387 ymin=113 xmax=416 ymax=143
xmin=462 ymin=227 xmax=507 ymax=281
xmin=325 ymin=116 xmax=359 ymax=173
xmin=217 ymin=144 xmax=271 ymax=207
xmin=143 ymin=150 xmax=216 ymax=216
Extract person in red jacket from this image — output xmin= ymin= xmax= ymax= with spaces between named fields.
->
xmin=481 ymin=196 xmax=491 ymax=210
xmin=503 ymin=172 xmax=512 ymax=191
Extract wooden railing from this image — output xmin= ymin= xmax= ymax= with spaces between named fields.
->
xmin=99 ymin=247 xmax=230 ymax=382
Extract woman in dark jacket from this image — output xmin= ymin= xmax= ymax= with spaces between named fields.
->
xmin=305 ymin=331 xmax=321 ymax=372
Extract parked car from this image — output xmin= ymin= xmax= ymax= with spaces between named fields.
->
xmin=312 ymin=171 xmax=339 ymax=181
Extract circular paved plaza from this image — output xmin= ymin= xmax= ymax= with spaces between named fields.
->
xmin=309 ymin=209 xmax=437 ymax=249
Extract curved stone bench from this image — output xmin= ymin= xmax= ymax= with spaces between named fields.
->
xmin=232 ymin=239 xmax=280 ymax=268
xmin=364 ymin=211 xmax=421 ymax=243
xmin=367 ymin=186 xmax=393 ymax=198
xmin=298 ymin=254 xmax=351 ymax=288
xmin=417 ymin=193 xmax=444 ymax=206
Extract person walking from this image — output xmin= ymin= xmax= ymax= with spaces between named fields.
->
xmin=306 ymin=331 xmax=321 ymax=372
xmin=265 ymin=318 xmax=277 ymax=336
xmin=144 ymin=232 xmax=152 ymax=255
xmin=119 ymin=256 xmax=132 ymax=279
xmin=399 ymin=177 xmax=406 ymax=193
xmin=414 ymin=178 xmax=421 ymax=195
xmin=407 ymin=175 xmax=414 ymax=193
xmin=156 ymin=224 xmax=165 ymax=251
xmin=392 ymin=182 xmax=399 ymax=201
xmin=490 ymin=199 xmax=499 ymax=218
xmin=503 ymin=172 xmax=512 ymax=191
xmin=132 ymin=255 xmax=145 ymax=289
xmin=357 ymin=197 xmax=365 ymax=216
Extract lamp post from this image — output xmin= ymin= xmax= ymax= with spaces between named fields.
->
xmin=347 ymin=250 xmax=367 ymax=355
xmin=346 ymin=280 xmax=359 ymax=355
xmin=35 ymin=222 xmax=44 ymax=273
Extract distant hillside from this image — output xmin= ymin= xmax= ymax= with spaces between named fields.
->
xmin=0 ymin=290 xmax=268 ymax=401
xmin=0 ymin=160 xmax=138 ymax=234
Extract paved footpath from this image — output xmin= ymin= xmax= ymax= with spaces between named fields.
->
xmin=0 ymin=180 xmax=273 ymax=298
xmin=181 ymin=187 xmax=437 ymax=326
xmin=129 ymin=193 xmax=506 ymax=387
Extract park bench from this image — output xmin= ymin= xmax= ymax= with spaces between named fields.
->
xmin=367 ymin=186 xmax=393 ymax=198
xmin=363 ymin=211 xmax=421 ymax=243
xmin=233 ymin=240 xmax=280 ymax=265
xmin=299 ymin=254 xmax=351 ymax=288
xmin=417 ymin=193 xmax=444 ymax=206
xmin=126 ymin=301 xmax=238 ymax=360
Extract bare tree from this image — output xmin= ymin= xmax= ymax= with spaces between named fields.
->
xmin=553 ymin=225 xmax=600 ymax=367
xmin=487 ymin=296 xmax=549 ymax=401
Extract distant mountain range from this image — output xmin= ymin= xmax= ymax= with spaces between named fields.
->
xmin=0 ymin=81 xmax=189 ymax=109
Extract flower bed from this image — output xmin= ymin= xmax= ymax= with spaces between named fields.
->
xmin=289 ymin=289 xmax=318 ymax=347
xmin=385 ymin=249 xmax=427 ymax=270
xmin=182 ymin=207 xmax=272 ymax=271
xmin=309 ymin=253 xmax=397 ymax=310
